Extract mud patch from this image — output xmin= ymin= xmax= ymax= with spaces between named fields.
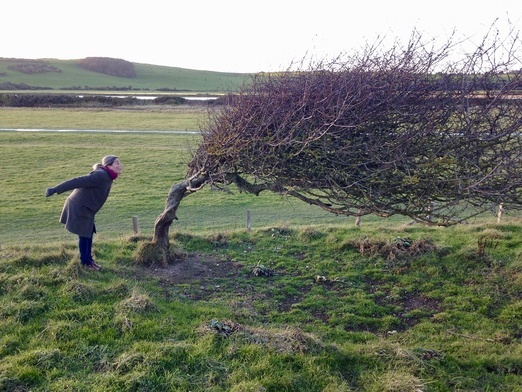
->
xmin=139 ymin=254 xmax=244 ymax=284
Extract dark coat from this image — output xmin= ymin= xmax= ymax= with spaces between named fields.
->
xmin=54 ymin=167 xmax=114 ymax=237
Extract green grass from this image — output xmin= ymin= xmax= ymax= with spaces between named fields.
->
xmin=0 ymin=58 xmax=249 ymax=92
xmin=1 ymin=222 xmax=521 ymax=391
xmin=0 ymin=106 xmax=208 ymax=131
xmin=0 ymin=128 xmax=356 ymax=246
xmin=1 ymin=110 xmax=522 ymax=390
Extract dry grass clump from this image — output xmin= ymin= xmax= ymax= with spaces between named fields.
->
xmin=207 ymin=232 xmax=230 ymax=247
xmin=118 ymin=288 xmax=156 ymax=313
xmin=296 ymin=226 xmax=325 ymax=241
xmin=199 ymin=320 xmax=323 ymax=354
xmin=354 ymin=237 xmax=438 ymax=260
xmin=133 ymin=241 xmax=186 ymax=267
xmin=238 ymin=326 xmax=322 ymax=354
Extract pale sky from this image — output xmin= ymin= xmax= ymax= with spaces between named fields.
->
xmin=4 ymin=0 xmax=520 ymax=73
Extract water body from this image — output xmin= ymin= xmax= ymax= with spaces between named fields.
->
xmin=80 ymin=95 xmax=219 ymax=101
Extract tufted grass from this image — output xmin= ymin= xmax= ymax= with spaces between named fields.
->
xmin=0 ymin=221 xmax=521 ymax=391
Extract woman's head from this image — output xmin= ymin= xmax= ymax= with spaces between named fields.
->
xmin=102 ymin=155 xmax=123 ymax=175
xmin=102 ymin=155 xmax=119 ymax=166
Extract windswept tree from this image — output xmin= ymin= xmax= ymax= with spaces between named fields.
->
xmin=151 ymin=28 xmax=522 ymax=259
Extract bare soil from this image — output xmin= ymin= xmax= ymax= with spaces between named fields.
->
xmin=140 ymin=254 xmax=244 ymax=284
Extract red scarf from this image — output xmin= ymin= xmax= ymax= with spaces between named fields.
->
xmin=103 ymin=166 xmax=118 ymax=180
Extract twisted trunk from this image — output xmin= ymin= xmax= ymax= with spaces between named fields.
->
xmin=153 ymin=173 xmax=209 ymax=251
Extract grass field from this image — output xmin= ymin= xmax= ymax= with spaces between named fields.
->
xmin=0 ymin=106 xmax=209 ymax=132
xmin=0 ymin=115 xmax=355 ymax=246
xmin=1 ymin=108 xmax=522 ymax=391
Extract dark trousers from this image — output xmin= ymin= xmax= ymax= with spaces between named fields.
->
xmin=78 ymin=236 xmax=93 ymax=264
xmin=78 ymin=225 xmax=96 ymax=265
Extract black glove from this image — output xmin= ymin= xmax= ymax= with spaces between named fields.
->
xmin=45 ymin=187 xmax=56 ymax=197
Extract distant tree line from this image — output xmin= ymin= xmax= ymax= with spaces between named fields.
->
xmin=0 ymin=93 xmax=227 ymax=107
xmin=0 ymin=58 xmax=62 ymax=74
xmin=0 ymin=82 xmax=53 ymax=90
xmin=77 ymin=57 xmax=136 ymax=78
xmin=0 ymin=94 xmax=186 ymax=107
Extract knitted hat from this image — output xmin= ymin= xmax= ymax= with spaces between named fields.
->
xmin=102 ymin=155 xmax=119 ymax=166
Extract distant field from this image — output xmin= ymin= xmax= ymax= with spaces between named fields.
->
xmin=0 ymin=58 xmax=250 ymax=92
xmin=0 ymin=106 xmax=208 ymax=131
xmin=0 ymin=128 xmax=356 ymax=246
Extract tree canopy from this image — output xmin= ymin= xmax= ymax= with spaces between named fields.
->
xmin=152 ymin=29 xmax=522 ymax=253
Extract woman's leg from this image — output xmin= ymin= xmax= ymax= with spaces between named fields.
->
xmin=78 ymin=236 xmax=93 ymax=265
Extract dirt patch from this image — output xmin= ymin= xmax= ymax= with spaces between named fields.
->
xmin=139 ymin=254 xmax=244 ymax=284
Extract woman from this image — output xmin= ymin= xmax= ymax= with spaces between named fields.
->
xmin=46 ymin=155 xmax=123 ymax=271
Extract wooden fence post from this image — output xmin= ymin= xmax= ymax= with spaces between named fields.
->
xmin=132 ymin=216 xmax=140 ymax=234
xmin=355 ymin=209 xmax=362 ymax=227
xmin=497 ymin=203 xmax=503 ymax=223
xmin=246 ymin=209 xmax=252 ymax=231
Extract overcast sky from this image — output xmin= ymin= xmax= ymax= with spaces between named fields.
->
xmin=4 ymin=0 xmax=520 ymax=73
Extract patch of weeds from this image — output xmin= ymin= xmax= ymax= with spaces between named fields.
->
xmin=126 ymin=234 xmax=152 ymax=243
xmin=37 ymin=247 xmax=73 ymax=266
xmin=208 ymin=319 xmax=241 ymax=337
xmin=0 ymin=273 xmax=8 ymax=295
xmin=62 ymin=258 xmax=82 ymax=280
xmin=477 ymin=228 xmax=506 ymax=240
xmin=476 ymin=235 xmax=501 ymax=259
xmin=251 ymin=262 xmax=275 ymax=277
xmin=3 ymin=360 xmax=45 ymax=388
xmin=6 ymin=247 xmax=72 ymax=269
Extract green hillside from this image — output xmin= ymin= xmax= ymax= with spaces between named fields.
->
xmin=0 ymin=58 xmax=250 ymax=93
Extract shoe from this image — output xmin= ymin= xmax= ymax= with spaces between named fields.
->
xmin=92 ymin=260 xmax=102 ymax=270
xmin=83 ymin=263 xmax=100 ymax=271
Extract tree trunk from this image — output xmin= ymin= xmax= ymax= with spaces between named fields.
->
xmin=153 ymin=173 xmax=209 ymax=252
xmin=153 ymin=180 xmax=189 ymax=249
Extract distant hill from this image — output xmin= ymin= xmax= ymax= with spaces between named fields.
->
xmin=0 ymin=57 xmax=251 ymax=93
